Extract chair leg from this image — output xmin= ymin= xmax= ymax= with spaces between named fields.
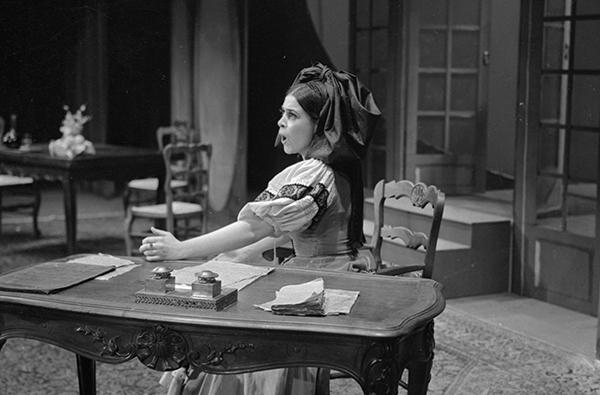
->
xmin=0 ymin=190 xmax=3 ymax=236
xmin=32 ymin=184 xmax=41 ymax=237
xmin=123 ymin=187 xmax=131 ymax=214
xmin=124 ymin=209 xmax=134 ymax=256
xmin=202 ymin=212 xmax=207 ymax=234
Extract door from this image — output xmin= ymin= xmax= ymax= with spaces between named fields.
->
xmin=516 ymin=0 xmax=600 ymax=315
xmin=350 ymin=0 xmax=392 ymax=189
xmin=405 ymin=0 xmax=489 ymax=194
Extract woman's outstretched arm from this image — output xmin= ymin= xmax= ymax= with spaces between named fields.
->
xmin=140 ymin=217 xmax=276 ymax=261
xmin=215 ymin=234 xmax=292 ymax=263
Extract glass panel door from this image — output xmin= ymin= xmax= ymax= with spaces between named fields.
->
xmin=537 ymin=0 xmax=600 ymax=237
xmin=518 ymin=0 xmax=600 ymax=315
xmin=405 ymin=0 xmax=489 ymax=193
xmin=350 ymin=0 xmax=390 ymax=189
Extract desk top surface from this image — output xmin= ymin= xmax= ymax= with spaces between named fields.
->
xmin=0 ymin=257 xmax=445 ymax=339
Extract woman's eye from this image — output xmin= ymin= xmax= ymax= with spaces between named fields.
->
xmin=279 ymin=108 xmax=297 ymax=120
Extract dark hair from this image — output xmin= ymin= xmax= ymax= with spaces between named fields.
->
xmin=286 ymin=81 xmax=328 ymax=121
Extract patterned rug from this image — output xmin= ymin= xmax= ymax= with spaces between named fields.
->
xmin=1 ymin=211 xmax=600 ymax=394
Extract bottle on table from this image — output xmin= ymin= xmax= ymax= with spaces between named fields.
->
xmin=2 ymin=114 xmax=20 ymax=149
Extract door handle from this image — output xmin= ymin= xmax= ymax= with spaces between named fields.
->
xmin=482 ymin=50 xmax=490 ymax=66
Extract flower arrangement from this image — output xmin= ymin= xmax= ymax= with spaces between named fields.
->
xmin=49 ymin=104 xmax=96 ymax=159
xmin=60 ymin=104 xmax=91 ymax=136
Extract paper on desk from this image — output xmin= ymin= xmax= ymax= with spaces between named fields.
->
xmin=257 ymin=277 xmax=325 ymax=314
xmin=255 ymin=278 xmax=360 ymax=316
xmin=323 ymin=289 xmax=360 ymax=315
xmin=67 ymin=254 xmax=139 ymax=280
xmin=67 ymin=253 xmax=134 ymax=267
xmin=172 ymin=260 xmax=274 ymax=291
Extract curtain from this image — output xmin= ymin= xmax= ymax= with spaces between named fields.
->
xmin=172 ymin=0 xmax=242 ymax=212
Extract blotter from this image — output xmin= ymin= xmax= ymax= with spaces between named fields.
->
xmin=0 ymin=261 xmax=115 ymax=294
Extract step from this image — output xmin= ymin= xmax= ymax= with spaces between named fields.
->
xmin=365 ymin=196 xmax=511 ymax=246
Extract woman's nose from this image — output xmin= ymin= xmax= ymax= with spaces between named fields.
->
xmin=277 ymin=115 xmax=286 ymax=128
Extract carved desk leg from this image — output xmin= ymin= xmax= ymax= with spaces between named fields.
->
xmin=407 ymin=321 xmax=435 ymax=395
xmin=76 ymin=354 xmax=96 ymax=395
xmin=363 ymin=342 xmax=400 ymax=395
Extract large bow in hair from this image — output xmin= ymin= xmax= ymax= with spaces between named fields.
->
xmin=291 ymin=63 xmax=381 ymax=161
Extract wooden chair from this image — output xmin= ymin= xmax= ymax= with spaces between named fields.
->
xmin=124 ymin=142 xmax=212 ymax=255
xmin=122 ymin=123 xmax=193 ymax=211
xmin=359 ymin=179 xmax=445 ymax=278
xmin=321 ymin=179 xmax=445 ymax=394
xmin=0 ymin=174 xmax=41 ymax=237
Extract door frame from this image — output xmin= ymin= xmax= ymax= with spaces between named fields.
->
xmin=514 ymin=0 xmax=600 ymax=316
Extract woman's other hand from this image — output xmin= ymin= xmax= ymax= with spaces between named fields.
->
xmin=140 ymin=227 xmax=183 ymax=261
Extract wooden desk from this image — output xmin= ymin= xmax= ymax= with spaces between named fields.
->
xmin=0 ymin=144 xmax=163 ymax=253
xmin=0 ymin=258 xmax=445 ymax=395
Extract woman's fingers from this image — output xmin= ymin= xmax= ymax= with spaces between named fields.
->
xmin=139 ymin=228 xmax=179 ymax=261
xmin=145 ymin=254 xmax=161 ymax=262
xmin=142 ymin=235 xmax=161 ymax=245
xmin=150 ymin=227 xmax=170 ymax=235
xmin=142 ymin=245 xmax=164 ymax=261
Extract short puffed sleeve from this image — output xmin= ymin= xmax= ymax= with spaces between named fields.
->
xmin=238 ymin=159 xmax=336 ymax=236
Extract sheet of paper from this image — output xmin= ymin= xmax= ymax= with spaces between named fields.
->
xmin=172 ymin=260 xmax=274 ymax=291
xmin=323 ymin=289 xmax=360 ymax=315
xmin=95 ymin=264 xmax=140 ymax=280
xmin=67 ymin=254 xmax=138 ymax=281
xmin=67 ymin=254 xmax=135 ymax=268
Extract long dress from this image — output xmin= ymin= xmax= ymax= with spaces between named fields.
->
xmin=161 ymin=158 xmax=368 ymax=395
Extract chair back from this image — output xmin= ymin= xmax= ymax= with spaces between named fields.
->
xmin=162 ymin=142 xmax=212 ymax=234
xmin=156 ymin=124 xmax=193 ymax=151
xmin=371 ymin=179 xmax=445 ymax=279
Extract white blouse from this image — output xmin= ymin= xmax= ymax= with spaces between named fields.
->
xmin=238 ymin=158 xmax=336 ymax=236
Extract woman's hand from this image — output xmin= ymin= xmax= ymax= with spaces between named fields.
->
xmin=139 ymin=227 xmax=184 ymax=261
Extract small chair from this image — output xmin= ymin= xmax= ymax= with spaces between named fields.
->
xmin=322 ymin=179 xmax=445 ymax=394
xmin=0 ymin=174 xmax=41 ymax=237
xmin=124 ymin=142 xmax=212 ymax=255
xmin=360 ymin=179 xmax=445 ymax=278
xmin=122 ymin=123 xmax=193 ymax=211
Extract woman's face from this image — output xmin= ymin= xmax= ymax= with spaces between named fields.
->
xmin=277 ymin=95 xmax=315 ymax=158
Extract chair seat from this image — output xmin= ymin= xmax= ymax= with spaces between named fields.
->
xmin=0 ymin=174 xmax=41 ymax=237
xmin=0 ymin=175 xmax=34 ymax=187
xmin=131 ymin=201 xmax=203 ymax=218
xmin=124 ymin=141 xmax=211 ymax=256
xmin=127 ymin=177 xmax=187 ymax=191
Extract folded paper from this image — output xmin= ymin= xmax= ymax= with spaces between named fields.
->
xmin=255 ymin=278 xmax=359 ymax=316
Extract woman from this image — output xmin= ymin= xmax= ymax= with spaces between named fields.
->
xmin=142 ymin=62 xmax=381 ymax=395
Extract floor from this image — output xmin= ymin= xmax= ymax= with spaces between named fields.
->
xmin=445 ymin=189 xmax=598 ymax=363
xmin=2 ymin=184 xmax=599 ymax=365
xmin=448 ymin=293 xmax=598 ymax=363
